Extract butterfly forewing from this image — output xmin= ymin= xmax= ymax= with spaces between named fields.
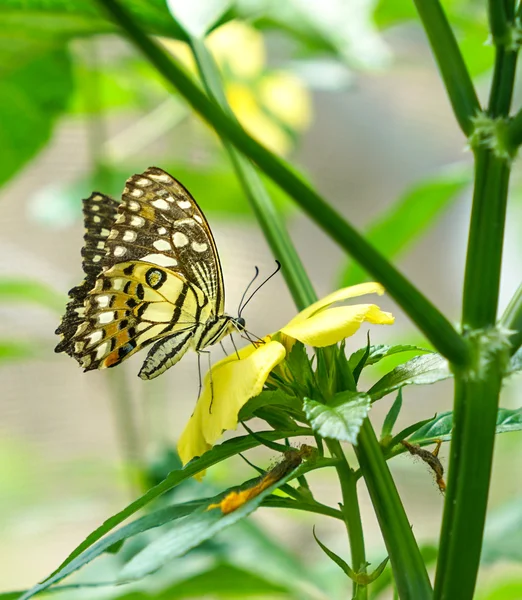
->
xmin=55 ymin=192 xmax=119 ymax=356
xmin=56 ymin=167 xmax=233 ymax=378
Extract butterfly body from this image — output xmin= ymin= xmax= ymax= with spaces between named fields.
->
xmin=56 ymin=167 xmax=243 ymax=379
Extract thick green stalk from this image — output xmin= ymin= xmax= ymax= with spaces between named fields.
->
xmin=500 ymin=281 xmax=522 ymax=355
xmin=355 ymin=420 xmax=432 ymax=600
xmin=412 ymin=0 xmax=480 ymax=136
xmin=434 ymin=335 xmax=508 ymax=600
xmin=434 ymin=17 xmax=516 ymax=596
xmin=327 ymin=440 xmax=367 ymax=600
xmin=97 ymin=0 xmax=469 ymax=367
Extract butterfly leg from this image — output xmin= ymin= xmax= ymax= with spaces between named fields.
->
xmin=219 ymin=341 xmax=229 ymax=357
xmin=198 ymin=350 xmax=214 ymax=412
xmin=230 ymin=334 xmax=241 ymax=360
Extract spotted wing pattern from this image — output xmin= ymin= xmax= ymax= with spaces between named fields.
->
xmin=55 ymin=167 xmax=226 ymax=378
xmin=55 ymin=192 xmax=119 ymax=356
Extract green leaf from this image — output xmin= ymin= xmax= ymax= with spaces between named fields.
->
xmin=118 ymin=461 xmax=311 ymax=581
xmin=509 ymin=346 xmax=522 ymax=374
xmin=0 ymin=279 xmax=63 ymax=313
xmin=348 ymin=344 xmax=431 ymax=373
xmin=313 ymin=527 xmax=357 ymax=579
xmin=303 ymin=391 xmax=370 ymax=444
xmin=407 ymin=407 xmax=522 ymax=446
xmin=0 ymin=48 xmax=73 ymax=190
xmin=238 ymin=390 xmax=301 ymax=422
xmin=20 ymin=428 xmax=310 ymax=600
xmin=18 ymin=500 xmax=204 ymax=600
xmin=339 ymin=167 xmax=470 ymax=286
xmin=381 ymin=389 xmax=403 ymax=440
xmin=368 ymin=354 xmax=451 ymax=401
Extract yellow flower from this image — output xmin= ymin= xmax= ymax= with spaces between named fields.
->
xmin=178 ymin=283 xmax=394 ymax=466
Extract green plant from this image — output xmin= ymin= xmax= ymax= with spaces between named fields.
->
xmin=2 ymin=1 xmax=522 ymax=599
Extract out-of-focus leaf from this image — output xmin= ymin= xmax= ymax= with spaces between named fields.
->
xmin=407 ymin=407 xmax=522 ymax=446
xmin=368 ymin=354 xmax=451 ymax=401
xmin=0 ymin=279 xmax=63 ymax=313
xmin=482 ymin=499 xmax=522 ymax=565
xmin=509 ymin=347 xmax=522 ymax=374
xmin=304 ymin=391 xmax=370 ymax=444
xmin=117 ymin=562 xmax=289 ymax=598
xmin=119 ymin=460 xmax=311 ymax=581
xmin=0 ymin=340 xmax=40 ymax=363
xmin=0 ymin=48 xmax=73 ymax=190
xmin=348 ymin=344 xmax=431 ymax=373
xmin=339 ymin=168 xmax=470 ymax=287
xmin=20 ymin=428 xmax=310 ymax=600
xmin=2 ymin=0 xmax=186 ymax=45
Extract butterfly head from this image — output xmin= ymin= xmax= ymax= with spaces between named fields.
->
xmin=234 ymin=316 xmax=246 ymax=331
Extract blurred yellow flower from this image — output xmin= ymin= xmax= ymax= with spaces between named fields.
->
xmin=165 ymin=20 xmax=312 ymax=155
xmin=178 ymin=283 xmax=394 ymax=466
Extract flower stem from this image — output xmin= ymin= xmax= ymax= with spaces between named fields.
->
xmin=355 ymin=420 xmax=432 ymax=600
xmin=97 ymin=0 xmax=469 ymax=367
xmin=327 ymin=440 xmax=367 ymax=600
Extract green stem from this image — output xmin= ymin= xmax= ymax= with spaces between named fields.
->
xmin=488 ymin=0 xmax=510 ymax=45
xmin=412 ymin=0 xmax=480 ymax=136
xmin=327 ymin=440 xmax=367 ymax=600
xmin=462 ymin=152 xmax=510 ymax=327
xmin=97 ymin=0 xmax=469 ymax=367
xmin=435 ymin=34 xmax=516 ymax=598
xmin=434 ymin=339 xmax=507 ymax=600
xmin=500 ymin=281 xmax=522 ymax=354
xmin=355 ymin=420 xmax=432 ymax=600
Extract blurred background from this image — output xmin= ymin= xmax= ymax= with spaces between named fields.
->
xmin=1 ymin=0 xmax=521 ymax=598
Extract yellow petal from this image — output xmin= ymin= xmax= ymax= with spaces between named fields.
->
xmin=177 ymin=340 xmax=286 ymax=466
xmin=288 ymin=282 xmax=386 ymax=326
xmin=259 ymin=71 xmax=311 ymax=130
xmin=281 ymin=304 xmax=394 ymax=347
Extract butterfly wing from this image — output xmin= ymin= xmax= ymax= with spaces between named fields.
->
xmin=55 ymin=192 xmax=120 ymax=356
xmin=56 ymin=167 xmax=225 ymax=375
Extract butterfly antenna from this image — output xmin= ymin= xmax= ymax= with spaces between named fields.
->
xmin=238 ymin=260 xmax=281 ymax=319
xmin=238 ymin=266 xmax=260 ymax=316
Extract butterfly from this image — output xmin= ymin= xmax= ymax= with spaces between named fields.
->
xmin=55 ymin=167 xmax=245 ymax=380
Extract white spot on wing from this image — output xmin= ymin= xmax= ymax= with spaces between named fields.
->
xmin=153 ymin=239 xmax=172 ymax=251
xmin=123 ymin=230 xmax=137 ymax=242
xmin=92 ymin=255 xmax=102 ymax=263
xmin=173 ymin=232 xmax=189 ymax=247
xmin=152 ymin=199 xmax=170 ymax=210
xmin=149 ymin=172 xmax=172 ymax=183
xmin=98 ymin=312 xmax=115 ymax=324
xmin=136 ymin=178 xmax=152 ymax=187
xmin=96 ymin=295 xmax=110 ymax=308
xmin=97 ymin=241 xmax=105 ymax=250
xmin=192 ymin=241 xmax=208 ymax=253
xmin=130 ymin=188 xmax=144 ymax=197
xmin=114 ymin=246 xmax=126 ymax=257
xmin=101 ymin=228 xmax=110 ymax=236
xmin=91 ymin=205 xmax=99 ymax=212
xmin=142 ymin=253 xmax=178 ymax=267
xmin=109 ymin=230 xmax=118 ymax=240
xmin=96 ymin=341 xmax=110 ymax=359
xmin=177 ymin=200 xmax=192 ymax=210
xmin=130 ymin=215 xmax=145 ymax=227
xmin=193 ymin=215 xmax=203 ymax=224
xmin=157 ymin=226 xmax=167 ymax=235
xmin=87 ymin=330 xmax=103 ymax=347
xmin=128 ymin=201 xmax=140 ymax=211
xmin=93 ymin=216 xmax=101 ymax=223
xmin=112 ymin=278 xmax=124 ymax=291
